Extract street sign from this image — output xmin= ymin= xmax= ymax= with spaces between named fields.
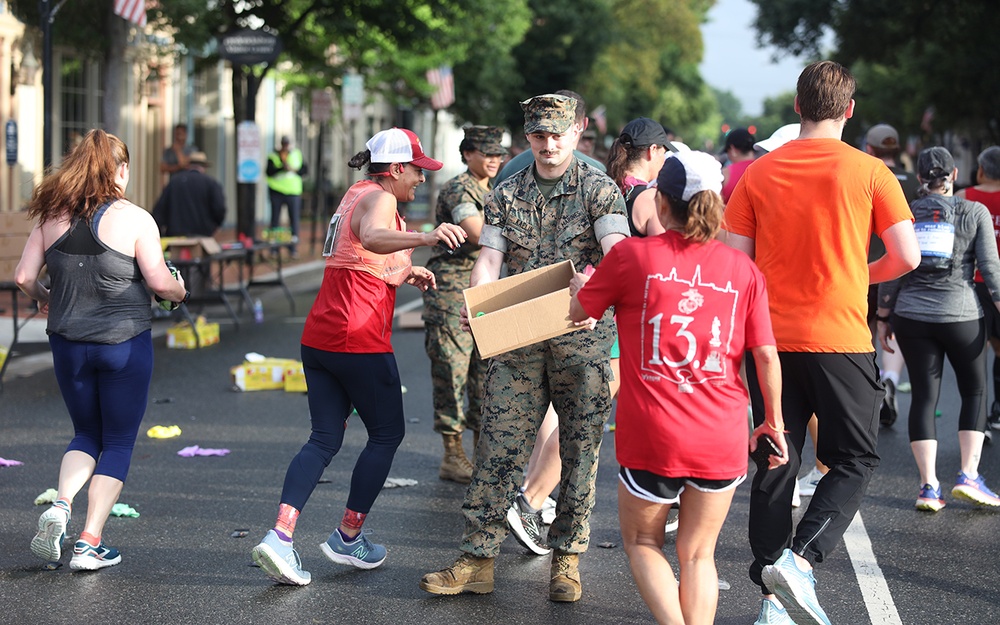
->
xmin=342 ymin=74 xmax=364 ymax=122
xmin=5 ymin=121 xmax=16 ymax=166
xmin=219 ymin=29 xmax=282 ymax=66
xmin=311 ymin=89 xmax=333 ymax=124
xmin=237 ymin=121 xmax=261 ymax=183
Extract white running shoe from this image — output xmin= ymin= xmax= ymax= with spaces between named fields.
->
xmin=797 ymin=467 xmax=825 ymax=498
xmin=540 ymin=496 xmax=557 ymax=526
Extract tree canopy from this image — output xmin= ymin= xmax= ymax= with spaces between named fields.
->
xmin=748 ymin=0 xmax=1000 ymax=142
xmin=9 ymin=0 xmax=730 ymax=148
xmin=581 ymin=0 xmax=710 ymax=138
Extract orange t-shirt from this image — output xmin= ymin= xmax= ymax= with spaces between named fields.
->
xmin=725 ymin=138 xmax=913 ymax=352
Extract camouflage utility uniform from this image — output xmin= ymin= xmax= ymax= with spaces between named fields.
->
xmin=461 ymin=157 xmax=629 ymax=557
xmin=422 ymin=172 xmax=490 ymax=437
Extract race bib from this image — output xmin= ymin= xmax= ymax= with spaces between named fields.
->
xmin=322 ymin=213 xmax=344 ymax=257
xmin=914 ymin=221 xmax=955 ymax=258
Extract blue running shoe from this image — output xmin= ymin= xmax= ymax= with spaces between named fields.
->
xmin=320 ymin=529 xmax=386 ymax=569
xmin=952 ymin=472 xmax=1000 ymax=507
xmin=251 ymin=530 xmax=311 ymax=586
xmin=915 ymin=483 xmax=946 ymax=512
xmin=754 ymin=597 xmax=793 ymax=625
xmin=30 ymin=505 xmax=69 ymax=562
xmin=761 ymin=549 xmax=831 ymax=625
xmin=69 ymin=539 xmax=121 ymax=571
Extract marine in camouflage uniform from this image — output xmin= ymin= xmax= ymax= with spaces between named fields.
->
xmin=423 ymin=126 xmax=508 ymax=484
xmin=421 ymin=94 xmax=629 ymax=602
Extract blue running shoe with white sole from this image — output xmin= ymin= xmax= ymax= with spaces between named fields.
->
xmin=754 ymin=597 xmax=793 ymax=625
xmin=915 ymin=483 xmax=946 ymax=512
xmin=30 ymin=505 xmax=69 ymax=562
xmin=952 ymin=471 xmax=1000 ymax=507
xmin=251 ymin=530 xmax=311 ymax=586
xmin=761 ymin=549 xmax=831 ymax=625
xmin=69 ymin=539 xmax=122 ymax=571
xmin=320 ymin=529 xmax=386 ymax=569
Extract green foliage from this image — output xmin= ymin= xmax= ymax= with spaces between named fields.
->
xmin=754 ymin=91 xmax=798 ymax=139
xmin=449 ymin=0 xmax=532 ymax=127
xmin=580 ymin=0 xmax=711 ymax=138
xmin=499 ymin=0 xmax=615 ymax=130
xmin=8 ymin=0 xmax=108 ymax=56
xmin=748 ymin=0 xmax=1000 ymax=142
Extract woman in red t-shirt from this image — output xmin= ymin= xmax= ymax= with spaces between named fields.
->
xmin=251 ymin=128 xmax=467 ymax=586
xmin=571 ymin=151 xmax=786 ymax=625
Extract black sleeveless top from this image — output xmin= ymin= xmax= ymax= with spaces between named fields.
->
xmin=45 ymin=203 xmax=151 ymax=344
xmin=625 ymin=184 xmax=648 ymax=238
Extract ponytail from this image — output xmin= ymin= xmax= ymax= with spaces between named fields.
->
xmin=664 ymin=189 xmax=724 ymax=243
xmin=348 ymin=148 xmax=392 ymax=177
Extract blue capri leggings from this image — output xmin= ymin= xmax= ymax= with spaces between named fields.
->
xmin=279 ymin=346 xmax=406 ymax=514
xmin=49 ymin=331 xmax=153 ymax=482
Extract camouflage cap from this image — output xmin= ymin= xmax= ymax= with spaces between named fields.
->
xmin=464 ymin=125 xmax=508 ymax=155
xmin=521 ymin=94 xmax=577 ymax=134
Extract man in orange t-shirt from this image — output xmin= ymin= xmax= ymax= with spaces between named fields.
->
xmin=723 ymin=61 xmax=919 ymax=625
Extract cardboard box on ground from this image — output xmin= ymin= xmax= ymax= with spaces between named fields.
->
xmin=167 ymin=316 xmax=220 ymax=349
xmin=463 ymin=260 xmax=584 ymax=359
xmin=231 ymin=356 xmax=307 ymax=393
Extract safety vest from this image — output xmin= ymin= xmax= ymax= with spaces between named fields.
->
xmin=267 ymin=149 xmax=303 ymax=195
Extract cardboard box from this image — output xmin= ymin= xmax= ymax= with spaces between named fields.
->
xmin=166 ymin=316 xmax=220 ymax=349
xmin=463 ymin=260 xmax=583 ymax=359
xmin=283 ymin=362 xmax=308 ymax=393
xmin=161 ymin=236 xmax=223 ymax=260
xmin=230 ymin=357 xmax=299 ymax=391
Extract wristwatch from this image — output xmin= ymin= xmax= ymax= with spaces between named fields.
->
xmin=875 ymin=314 xmax=891 ymax=323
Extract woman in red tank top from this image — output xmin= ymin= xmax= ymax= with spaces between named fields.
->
xmin=251 ymin=128 xmax=468 ymax=586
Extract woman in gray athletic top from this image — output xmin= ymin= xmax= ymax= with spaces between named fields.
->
xmin=15 ymin=129 xmax=187 ymax=571
xmin=878 ymin=146 xmax=1000 ymax=512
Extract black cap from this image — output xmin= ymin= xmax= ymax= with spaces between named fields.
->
xmin=724 ymin=128 xmax=756 ymax=152
xmin=917 ymin=146 xmax=955 ymax=180
xmin=620 ymin=117 xmax=669 ymax=148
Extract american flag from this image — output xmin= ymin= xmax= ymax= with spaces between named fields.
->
xmin=113 ymin=0 xmax=147 ymax=27
xmin=426 ymin=66 xmax=455 ymax=110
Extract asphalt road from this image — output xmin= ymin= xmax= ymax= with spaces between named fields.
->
xmin=2 ymin=256 xmax=1000 ymax=625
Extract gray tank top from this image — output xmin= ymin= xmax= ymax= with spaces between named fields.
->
xmin=45 ymin=203 xmax=152 ymax=343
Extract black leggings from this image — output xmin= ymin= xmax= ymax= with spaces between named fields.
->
xmin=278 ymin=346 xmax=406 ymax=514
xmin=891 ymin=315 xmax=987 ymax=441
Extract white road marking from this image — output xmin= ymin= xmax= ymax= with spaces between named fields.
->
xmin=845 ymin=512 xmax=902 ymax=625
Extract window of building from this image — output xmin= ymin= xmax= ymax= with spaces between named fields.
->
xmin=59 ymin=58 xmax=104 ymax=158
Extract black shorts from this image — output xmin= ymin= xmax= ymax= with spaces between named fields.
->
xmin=618 ymin=466 xmax=745 ymax=504
xmin=974 ymin=282 xmax=1000 ymax=340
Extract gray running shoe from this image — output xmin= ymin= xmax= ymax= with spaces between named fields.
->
xmin=506 ymin=494 xmax=551 ymax=555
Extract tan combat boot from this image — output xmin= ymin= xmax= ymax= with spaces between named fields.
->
xmin=439 ymin=433 xmax=473 ymax=484
xmin=419 ymin=553 xmax=495 ymax=595
xmin=549 ymin=551 xmax=582 ymax=602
